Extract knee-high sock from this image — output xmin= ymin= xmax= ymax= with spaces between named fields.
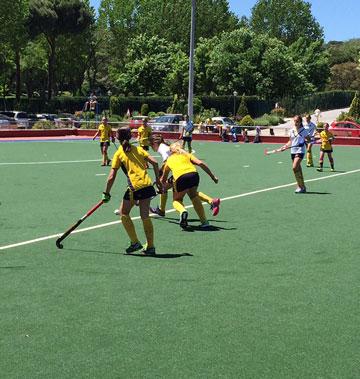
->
xmin=173 ymin=200 xmax=186 ymax=214
xmin=191 ymin=196 xmax=207 ymax=223
xmin=121 ymin=215 xmax=139 ymax=243
xmin=306 ymin=151 xmax=313 ymax=165
xmin=142 ymin=218 xmax=154 ymax=248
xmin=159 ymin=192 xmax=168 ymax=212
xmin=198 ymin=191 xmax=212 ymax=205
xmin=294 ymin=168 xmax=305 ymax=187
xmin=329 ymin=156 xmax=334 ymax=169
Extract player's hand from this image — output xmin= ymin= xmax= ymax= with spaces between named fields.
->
xmin=102 ymin=192 xmax=111 ymax=203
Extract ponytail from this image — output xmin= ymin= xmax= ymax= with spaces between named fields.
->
xmin=116 ymin=127 xmax=132 ymax=152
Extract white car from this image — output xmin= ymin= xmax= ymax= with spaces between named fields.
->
xmin=0 ymin=114 xmax=17 ymax=129
xmin=0 ymin=110 xmax=30 ymax=129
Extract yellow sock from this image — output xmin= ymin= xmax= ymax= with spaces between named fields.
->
xmin=121 ymin=215 xmax=139 ymax=243
xmin=198 ymin=191 xmax=212 ymax=205
xmin=160 ymin=192 xmax=168 ymax=212
xmin=142 ymin=218 xmax=154 ymax=248
xmin=191 ymin=196 xmax=207 ymax=223
xmin=306 ymin=152 xmax=313 ymax=165
xmin=173 ymin=200 xmax=186 ymax=214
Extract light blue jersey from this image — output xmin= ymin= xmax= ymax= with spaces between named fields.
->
xmin=290 ymin=127 xmax=307 ymax=154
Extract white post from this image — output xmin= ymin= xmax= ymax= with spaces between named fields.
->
xmin=188 ymin=0 xmax=196 ymax=120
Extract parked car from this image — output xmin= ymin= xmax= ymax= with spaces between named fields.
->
xmin=0 ymin=114 xmax=17 ymax=129
xmin=54 ymin=113 xmax=81 ymax=128
xmin=129 ymin=115 xmax=148 ymax=129
xmin=36 ymin=113 xmax=57 ymax=121
xmin=151 ymin=114 xmax=184 ymax=131
xmin=211 ymin=116 xmax=239 ymax=133
xmin=0 ymin=110 xmax=30 ymax=129
xmin=329 ymin=120 xmax=360 ymax=137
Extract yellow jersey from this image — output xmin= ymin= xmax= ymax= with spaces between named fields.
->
xmin=112 ymin=145 xmax=152 ymax=191
xmin=164 ymin=152 xmax=197 ymax=181
xmin=98 ymin=123 xmax=113 ymax=143
xmin=320 ymin=130 xmax=334 ymax=150
xmin=137 ymin=125 xmax=152 ymax=147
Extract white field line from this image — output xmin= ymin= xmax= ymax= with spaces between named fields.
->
xmin=0 ymin=159 xmax=100 ymax=166
xmin=1 ymin=168 xmax=359 ymax=251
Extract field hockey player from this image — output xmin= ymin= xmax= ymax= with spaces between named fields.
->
xmin=92 ymin=117 xmax=115 ymax=166
xmin=160 ymin=142 xmax=219 ymax=229
xmin=102 ymin=127 xmax=161 ymax=255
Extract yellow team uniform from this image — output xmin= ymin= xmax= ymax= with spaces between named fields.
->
xmin=164 ymin=153 xmax=197 ymax=181
xmin=98 ymin=123 xmax=113 ymax=143
xmin=137 ymin=125 xmax=152 ymax=147
xmin=320 ymin=130 xmax=334 ymax=151
xmin=112 ymin=145 xmax=152 ymax=191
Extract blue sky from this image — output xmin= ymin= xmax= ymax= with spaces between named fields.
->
xmin=89 ymin=0 xmax=360 ymax=42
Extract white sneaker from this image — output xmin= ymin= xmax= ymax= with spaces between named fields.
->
xmin=114 ymin=209 xmax=120 ymax=215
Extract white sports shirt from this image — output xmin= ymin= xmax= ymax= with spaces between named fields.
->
xmin=304 ymin=121 xmax=316 ymax=138
xmin=290 ymin=127 xmax=307 ymax=154
xmin=158 ymin=143 xmax=171 ymax=163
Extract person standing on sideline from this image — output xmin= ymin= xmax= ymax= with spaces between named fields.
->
xmin=102 ymin=127 xmax=161 ymax=255
xmin=92 ymin=117 xmax=115 ymax=166
xmin=304 ymin=114 xmax=317 ymax=167
xmin=316 ymin=123 xmax=335 ymax=172
xmin=179 ymin=114 xmax=195 ymax=153
xmin=279 ymin=115 xmax=308 ymax=193
xmin=137 ymin=117 xmax=152 ymax=152
xmin=161 ymin=142 xmax=219 ymax=229
xmin=149 ymin=134 xmax=220 ymax=217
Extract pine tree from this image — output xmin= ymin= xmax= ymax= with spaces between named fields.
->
xmin=348 ymin=92 xmax=360 ymax=119
xmin=237 ymin=94 xmax=248 ymax=119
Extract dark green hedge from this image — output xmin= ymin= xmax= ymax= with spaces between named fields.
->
xmin=0 ymin=91 xmax=354 ymax=117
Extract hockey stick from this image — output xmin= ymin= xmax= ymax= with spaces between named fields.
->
xmin=264 ymin=144 xmax=305 ymax=156
xmin=55 ymin=200 xmax=104 ymax=249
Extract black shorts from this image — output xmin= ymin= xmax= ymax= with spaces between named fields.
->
xmin=175 ymin=172 xmax=199 ymax=192
xmin=320 ymin=148 xmax=333 ymax=153
xmin=291 ymin=153 xmax=304 ymax=160
xmin=140 ymin=145 xmax=149 ymax=151
xmin=182 ymin=136 xmax=192 ymax=142
xmin=100 ymin=141 xmax=110 ymax=148
xmin=123 ymin=185 xmax=156 ymax=201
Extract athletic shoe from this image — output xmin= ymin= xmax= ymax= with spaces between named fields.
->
xmin=141 ymin=246 xmax=156 ymax=256
xmin=150 ymin=206 xmax=165 ymax=217
xmin=210 ymin=198 xmax=221 ymax=216
xmin=125 ymin=242 xmax=143 ymax=254
xmin=316 ymin=167 xmax=323 ymax=172
xmin=114 ymin=209 xmax=120 ymax=216
xmin=331 ymin=168 xmax=335 ymax=172
xmin=179 ymin=211 xmax=188 ymax=229
xmin=200 ymin=221 xmax=210 ymax=228
xmin=294 ymin=187 xmax=306 ymax=194
xmin=106 ymin=159 xmax=111 ymax=166
xmin=306 ymin=163 xmax=314 ymax=167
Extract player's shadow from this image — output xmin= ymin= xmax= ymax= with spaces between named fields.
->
xmin=64 ymin=248 xmax=125 ymax=255
xmin=304 ymin=191 xmax=331 ymax=195
xmin=153 ymin=216 xmax=233 ymax=231
xmin=0 ymin=266 xmax=26 ymax=269
xmin=125 ymin=252 xmax=193 ymax=259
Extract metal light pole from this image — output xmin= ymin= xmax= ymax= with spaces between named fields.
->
xmin=188 ymin=0 xmax=196 ymax=120
xmin=233 ymin=91 xmax=238 ymax=119
xmin=107 ymin=90 xmax=112 ymax=117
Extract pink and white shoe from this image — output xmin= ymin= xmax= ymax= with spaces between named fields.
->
xmin=210 ymin=198 xmax=220 ymax=216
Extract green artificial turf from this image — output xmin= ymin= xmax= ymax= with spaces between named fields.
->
xmin=0 ymin=140 xmax=360 ymax=378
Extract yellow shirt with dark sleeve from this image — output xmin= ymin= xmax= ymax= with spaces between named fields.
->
xmin=320 ymin=130 xmax=334 ymax=150
xmin=98 ymin=123 xmax=113 ymax=143
xmin=137 ymin=125 xmax=152 ymax=147
xmin=111 ymin=145 xmax=152 ymax=191
xmin=164 ymin=152 xmax=197 ymax=181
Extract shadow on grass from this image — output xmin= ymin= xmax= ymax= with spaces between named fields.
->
xmin=60 ymin=248 xmax=193 ymax=259
xmin=125 ymin=252 xmax=193 ymax=259
xmin=304 ymin=191 xmax=331 ymax=195
xmin=0 ymin=266 xmax=26 ymax=269
xmin=153 ymin=216 xmax=235 ymax=231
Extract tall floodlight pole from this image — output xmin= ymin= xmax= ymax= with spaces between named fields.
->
xmin=188 ymin=0 xmax=196 ymax=120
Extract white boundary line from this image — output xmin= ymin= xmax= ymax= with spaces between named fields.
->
xmin=0 ymin=159 xmax=100 ymax=166
xmin=1 ymin=168 xmax=359 ymax=251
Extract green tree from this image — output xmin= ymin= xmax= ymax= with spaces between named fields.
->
xmin=250 ymin=0 xmax=324 ymax=46
xmin=27 ymin=0 xmax=93 ymax=100
xmin=237 ymin=94 xmax=248 ymax=118
xmin=327 ymin=62 xmax=360 ymax=91
xmin=0 ymin=0 xmax=29 ymax=102
xmin=115 ymin=33 xmax=173 ymax=95
xmin=348 ymin=91 xmax=360 ymax=119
